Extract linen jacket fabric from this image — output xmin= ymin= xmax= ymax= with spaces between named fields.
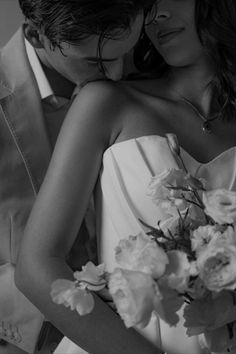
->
xmin=0 ymin=25 xmax=138 ymax=354
xmin=0 ymin=28 xmax=54 ymax=354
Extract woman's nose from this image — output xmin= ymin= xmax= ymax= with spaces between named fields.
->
xmin=148 ymin=1 xmax=171 ymax=24
xmin=154 ymin=9 xmax=171 ymax=23
xmin=156 ymin=10 xmax=171 ymax=21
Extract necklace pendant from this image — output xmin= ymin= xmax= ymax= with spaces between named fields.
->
xmin=202 ymin=121 xmax=212 ymax=134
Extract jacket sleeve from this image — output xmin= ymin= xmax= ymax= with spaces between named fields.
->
xmin=0 ymin=263 xmax=45 ymax=353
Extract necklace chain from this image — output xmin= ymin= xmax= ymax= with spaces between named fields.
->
xmin=181 ymin=97 xmax=220 ymax=134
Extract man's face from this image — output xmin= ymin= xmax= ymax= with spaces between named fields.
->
xmin=37 ymin=12 xmax=144 ymax=86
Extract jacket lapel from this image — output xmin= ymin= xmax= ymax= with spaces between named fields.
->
xmin=0 ymin=28 xmax=52 ymax=193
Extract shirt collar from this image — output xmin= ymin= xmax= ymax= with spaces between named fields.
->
xmin=25 ymin=39 xmax=79 ymax=107
xmin=25 ymin=38 xmax=54 ymax=101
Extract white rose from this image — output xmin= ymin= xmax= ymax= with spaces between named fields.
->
xmin=115 ymin=233 xmax=168 ymax=279
xmin=191 ymin=225 xmax=222 ymax=255
xmin=74 ymin=261 xmax=106 ymax=291
xmin=50 ymin=262 xmax=107 ymax=316
xmin=203 ymin=189 xmax=236 ymax=225
xmin=109 ymin=268 xmax=161 ymax=328
xmin=197 ymin=241 xmax=236 ymax=292
xmin=51 ymin=279 xmax=95 ymax=315
xmin=165 ymin=250 xmax=196 ymax=293
xmin=147 ymin=168 xmax=187 ymax=201
xmin=147 ymin=168 xmax=201 ymax=217
xmin=215 ymin=225 xmax=236 ymax=245
xmin=154 ymin=277 xmax=183 ymax=326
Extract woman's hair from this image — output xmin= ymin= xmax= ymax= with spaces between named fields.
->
xmin=196 ymin=0 xmax=236 ymax=119
xmin=134 ymin=0 xmax=236 ymax=120
xmin=18 ymin=0 xmax=155 ymax=50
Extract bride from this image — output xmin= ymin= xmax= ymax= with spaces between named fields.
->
xmin=15 ymin=0 xmax=236 ymax=353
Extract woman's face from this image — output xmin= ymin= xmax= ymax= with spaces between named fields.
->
xmin=145 ymin=0 xmax=207 ymax=68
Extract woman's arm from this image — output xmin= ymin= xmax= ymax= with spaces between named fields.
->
xmin=15 ymin=82 xmax=160 ymax=354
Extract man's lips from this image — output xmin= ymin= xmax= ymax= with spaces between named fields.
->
xmin=157 ymin=28 xmax=184 ymax=45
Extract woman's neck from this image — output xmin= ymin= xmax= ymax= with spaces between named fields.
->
xmin=167 ymin=58 xmax=215 ymax=116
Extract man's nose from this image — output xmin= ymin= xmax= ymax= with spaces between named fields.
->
xmin=105 ymin=58 xmax=124 ymax=81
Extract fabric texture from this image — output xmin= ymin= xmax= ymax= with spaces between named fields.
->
xmin=96 ymin=135 xmax=236 ymax=354
xmin=0 ymin=28 xmax=92 ymax=354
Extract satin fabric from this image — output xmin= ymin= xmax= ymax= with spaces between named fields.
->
xmin=58 ymin=135 xmax=236 ymax=353
xmin=96 ymin=135 xmax=236 ymax=354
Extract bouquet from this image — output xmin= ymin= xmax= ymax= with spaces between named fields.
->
xmin=51 ymin=134 xmax=236 ymax=353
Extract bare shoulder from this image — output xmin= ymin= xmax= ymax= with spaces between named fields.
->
xmin=78 ymin=79 xmax=134 ymax=110
xmin=75 ymin=80 xmax=136 ymax=136
xmin=63 ymin=80 xmax=137 ymax=147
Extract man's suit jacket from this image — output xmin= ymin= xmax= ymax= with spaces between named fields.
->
xmin=0 ymin=24 xmax=141 ymax=353
xmin=0 ymin=28 xmax=57 ymax=354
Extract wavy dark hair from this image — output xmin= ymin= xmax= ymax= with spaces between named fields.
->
xmin=134 ymin=0 xmax=236 ymax=120
xmin=18 ymin=0 xmax=155 ymax=49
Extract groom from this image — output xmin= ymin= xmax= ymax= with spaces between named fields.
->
xmin=0 ymin=0 xmax=150 ymax=353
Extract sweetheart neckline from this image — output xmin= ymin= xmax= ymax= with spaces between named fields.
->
xmin=103 ymin=134 xmax=236 ymax=166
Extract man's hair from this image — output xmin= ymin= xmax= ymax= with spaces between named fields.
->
xmin=18 ymin=0 xmax=155 ymax=50
xmin=134 ymin=0 xmax=236 ymax=120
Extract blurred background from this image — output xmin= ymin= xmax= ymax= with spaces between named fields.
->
xmin=0 ymin=0 xmax=23 ymax=47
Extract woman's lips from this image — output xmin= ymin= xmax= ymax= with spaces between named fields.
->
xmin=157 ymin=28 xmax=184 ymax=45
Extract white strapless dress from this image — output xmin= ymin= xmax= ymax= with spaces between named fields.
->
xmin=55 ymin=135 xmax=236 ymax=354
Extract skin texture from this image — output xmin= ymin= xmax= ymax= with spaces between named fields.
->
xmin=145 ymin=0 xmax=206 ymax=67
xmin=16 ymin=11 xmax=161 ymax=354
xmin=15 ymin=1 xmax=236 ymax=354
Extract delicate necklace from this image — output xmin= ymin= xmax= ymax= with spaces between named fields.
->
xmin=181 ymin=97 xmax=220 ymax=134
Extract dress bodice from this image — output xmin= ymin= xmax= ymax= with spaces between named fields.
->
xmin=95 ymin=135 xmax=236 ymax=354
xmin=96 ymin=135 xmax=236 ymax=270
